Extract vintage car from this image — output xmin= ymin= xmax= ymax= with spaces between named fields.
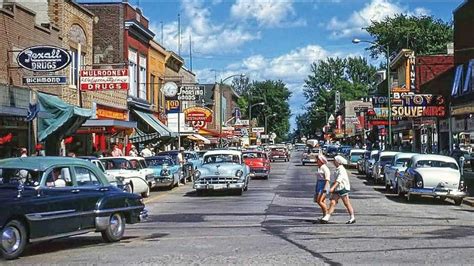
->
xmin=156 ymin=151 xmax=192 ymax=183
xmin=242 ymin=150 xmax=271 ymax=179
xmin=78 ymin=156 xmax=129 ymax=191
xmin=365 ymin=150 xmax=380 ymax=179
xmin=384 ymin=153 xmax=418 ymax=192
xmin=397 ymin=154 xmax=467 ymax=205
xmin=357 ymin=150 xmax=371 ymax=174
xmin=372 ymin=151 xmax=399 ymax=184
xmin=270 ymin=146 xmax=290 ymax=162
xmin=347 ymin=149 xmax=365 ymax=168
xmin=301 ymin=147 xmax=320 ymax=165
xmin=144 ymin=156 xmax=181 ymax=189
xmin=184 ymin=151 xmax=202 ymax=174
xmin=193 ymin=150 xmax=250 ymax=195
xmin=0 ymin=157 xmax=147 ymax=260
xmin=325 ymin=145 xmax=339 ymax=158
xmin=99 ymin=157 xmax=151 ymax=197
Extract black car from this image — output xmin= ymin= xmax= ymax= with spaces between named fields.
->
xmin=0 ymin=157 xmax=147 ymax=260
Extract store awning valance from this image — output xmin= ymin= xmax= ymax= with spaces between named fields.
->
xmin=37 ymin=92 xmax=93 ymax=142
xmin=133 ymin=109 xmax=176 ymax=137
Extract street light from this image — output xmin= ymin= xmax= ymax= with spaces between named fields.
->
xmin=218 ymin=73 xmax=246 ymax=148
xmin=352 ymin=38 xmax=392 ymax=148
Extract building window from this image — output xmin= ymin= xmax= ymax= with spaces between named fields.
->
xmin=139 ymin=55 xmax=147 ymax=100
xmin=128 ymin=48 xmax=138 ymax=97
xmin=150 ymin=74 xmax=156 ymax=105
xmin=70 ymin=49 xmax=85 ymax=87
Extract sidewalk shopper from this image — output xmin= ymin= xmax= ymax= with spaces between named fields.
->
xmin=314 ymin=154 xmax=331 ymax=221
xmin=111 ymin=144 xmax=123 ymax=157
xmin=140 ymin=145 xmax=153 ymax=157
xmin=129 ymin=145 xmax=138 ymax=157
xmin=321 ymin=155 xmax=356 ymax=224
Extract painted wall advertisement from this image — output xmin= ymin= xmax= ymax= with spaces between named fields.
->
xmin=80 ymin=69 xmax=129 ymax=91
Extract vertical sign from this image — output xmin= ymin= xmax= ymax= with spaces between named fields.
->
xmin=335 ymin=90 xmax=340 ymax=112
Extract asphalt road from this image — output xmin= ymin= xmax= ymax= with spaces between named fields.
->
xmin=6 ymin=152 xmax=474 ymax=265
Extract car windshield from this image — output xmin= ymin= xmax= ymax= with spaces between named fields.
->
xmin=380 ymin=156 xmax=395 ymax=164
xmin=395 ymin=158 xmax=411 ymax=166
xmin=101 ymin=158 xmax=132 ymax=170
xmin=0 ymin=168 xmax=43 ymax=187
xmin=415 ymin=160 xmax=458 ymax=170
xmin=204 ymin=154 xmax=240 ymax=164
xmin=243 ymin=152 xmax=266 ymax=159
xmin=145 ymin=158 xmax=174 ymax=167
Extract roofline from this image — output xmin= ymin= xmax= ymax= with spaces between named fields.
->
xmin=68 ymin=0 xmax=95 ymax=17
xmin=453 ymin=0 xmax=468 ymax=14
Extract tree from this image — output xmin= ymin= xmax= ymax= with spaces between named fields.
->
xmin=366 ymin=14 xmax=453 ymax=59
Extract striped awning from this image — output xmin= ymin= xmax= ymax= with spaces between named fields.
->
xmin=129 ymin=128 xmax=161 ymax=143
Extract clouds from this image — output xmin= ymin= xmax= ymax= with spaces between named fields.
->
xmin=230 ymin=0 xmax=306 ymax=27
xmin=327 ymin=0 xmax=431 ymax=39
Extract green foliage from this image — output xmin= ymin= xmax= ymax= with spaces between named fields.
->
xmin=366 ymin=14 xmax=453 ymax=58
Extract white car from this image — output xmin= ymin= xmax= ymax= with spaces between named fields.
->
xmin=372 ymin=151 xmax=399 ymax=184
xmin=365 ymin=150 xmax=380 ymax=179
xmin=100 ymin=156 xmax=153 ymax=197
xmin=397 ymin=154 xmax=467 ymax=205
xmin=384 ymin=153 xmax=417 ymax=192
xmin=347 ymin=149 xmax=366 ymax=168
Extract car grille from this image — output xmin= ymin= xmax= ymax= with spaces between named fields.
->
xmin=196 ymin=176 xmax=241 ymax=184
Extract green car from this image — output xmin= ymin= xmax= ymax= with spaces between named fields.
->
xmin=0 ymin=157 xmax=147 ymax=260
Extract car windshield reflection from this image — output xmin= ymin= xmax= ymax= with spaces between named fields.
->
xmin=415 ymin=160 xmax=458 ymax=170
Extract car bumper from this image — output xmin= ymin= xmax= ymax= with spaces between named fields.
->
xmin=271 ymin=156 xmax=288 ymax=160
xmin=302 ymin=159 xmax=317 ymax=163
xmin=148 ymin=176 xmax=174 ymax=187
xmin=139 ymin=209 xmax=148 ymax=221
xmin=194 ymin=183 xmax=245 ymax=190
xmin=249 ymin=169 xmax=270 ymax=177
xmin=409 ymin=188 xmax=467 ymax=198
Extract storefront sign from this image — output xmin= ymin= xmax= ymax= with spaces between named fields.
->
xmin=369 ymin=120 xmax=398 ymax=126
xmin=408 ymin=56 xmax=416 ymax=92
xmin=184 ymin=107 xmax=213 ymax=122
xmin=252 ymin=127 xmax=265 ymax=133
xmin=177 ymin=85 xmax=205 ymax=101
xmin=80 ymin=69 xmax=129 ymax=91
xmin=17 ymin=46 xmax=71 ymax=72
xmin=22 ymin=75 xmax=67 ymax=85
xmin=96 ymin=106 xmax=128 ymax=120
xmin=166 ymin=100 xmax=180 ymax=113
xmin=391 ymin=94 xmax=446 ymax=118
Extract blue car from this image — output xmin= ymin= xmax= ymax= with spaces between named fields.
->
xmin=144 ymin=156 xmax=182 ymax=189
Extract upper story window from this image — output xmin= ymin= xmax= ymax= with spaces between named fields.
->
xmin=128 ymin=48 xmax=138 ymax=97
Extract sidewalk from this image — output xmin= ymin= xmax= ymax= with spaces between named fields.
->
xmin=462 ymin=169 xmax=474 ymax=206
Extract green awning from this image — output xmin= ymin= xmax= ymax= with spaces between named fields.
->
xmin=133 ymin=109 xmax=175 ymax=137
xmin=37 ymin=92 xmax=93 ymax=141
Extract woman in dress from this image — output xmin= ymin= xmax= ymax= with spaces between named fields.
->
xmin=314 ymin=154 xmax=331 ymax=221
xmin=321 ymin=155 xmax=356 ymax=224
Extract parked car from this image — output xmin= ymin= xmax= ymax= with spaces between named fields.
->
xmin=347 ymin=149 xmax=365 ymax=168
xmin=372 ymin=151 xmax=399 ymax=184
xmin=384 ymin=153 xmax=418 ymax=192
xmin=242 ymin=150 xmax=271 ymax=179
xmin=270 ymin=146 xmax=290 ymax=162
xmin=99 ymin=157 xmax=151 ymax=197
xmin=397 ymin=154 xmax=467 ymax=205
xmin=337 ymin=146 xmax=352 ymax=157
xmin=144 ymin=156 xmax=182 ymax=189
xmin=184 ymin=151 xmax=202 ymax=174
xmin=357 ymin=150 xmax=371 ymax=174
xmin=0 ymin=157 xmax=147 ymax=260
xmin=156 ymin=151 xmax=192 ymax=183
xmin=193 ymin=150 xmax=250 ymax=195
xmin=365 ymin=150 xmax=380 ymax=179
xmin=78 ymin=156 xmax=128 ymax=191
xmin=301 ymin=147 xmax=320 ymax=165
xmin=326 ymin=145 xmax=339 ymax=158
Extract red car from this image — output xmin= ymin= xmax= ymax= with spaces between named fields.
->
xmin=242 ymin=151 xmax=271 ymax=179
xmin=270 ymin=147 xmax=289 ymax=162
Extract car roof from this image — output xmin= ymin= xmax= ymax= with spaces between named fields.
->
xmin=379 ymin=151 xmax=399 ymax=156
xmin=204 ymin=150 xmax=242 ymax=156
xmin=0 ymin=156 xmax=96 ymax=171
xmin=101 ymin=156 xmax=145 ymax=160
xmin=144 ymin=155 xmax=173 ymax=160
xmin=412 ymin=154 xmax=458 ymax=163
xmin=394 ymin=153 xmax=418 ymax=159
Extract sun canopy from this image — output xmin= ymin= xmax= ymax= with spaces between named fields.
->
xmin=133 ymin=109 xmax=175 ymax=138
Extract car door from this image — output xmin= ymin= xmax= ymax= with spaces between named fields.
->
xmin=30 ymin=166 xmax=83 ymax=239
xmin=72 ymin=166 xmax=109 ymax=229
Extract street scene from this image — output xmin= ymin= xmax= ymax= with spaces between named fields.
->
xmin=1 ymin=0 xmax=474 ymax=264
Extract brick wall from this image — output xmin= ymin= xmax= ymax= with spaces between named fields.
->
xmin=454 ymin=0 xmax=474 ymax=65
xmin=416 ymin=55 xmax=454 ymax=92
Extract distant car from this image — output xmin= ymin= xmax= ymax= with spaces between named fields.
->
xmin=357 ymin=150 xmax=371 ymax=174
xmin=156 ymin=151 xmax=192 ymax=183
xmin=372 ymin=151 xmax=399 ymax=184
xmin=338 ymin=146 xmax=352 ymax=157
xmin=397 ymin=154 xmax=467 ymax=205
xmin=144 ymin=156 xmax=182 ymax=189
xmin=242 ymin=150 xmax=271 ymax=179
xmin=99 ymin=157 xmax=151 ymax=197
xmin=384 ymin=153 xmax=418 ymax=192
xmin=301 ymin=147 xmax=319 ymax=165
xmin=0 ymin=157 xmax=146 ymax=260
xmin=184 ymin=151 xmax=202 ymax=176
xmin=193 ymin=150 xmax=250 ymax=195
xmin=295 ymin=143 xmax=306 ymax=151
xmin=365 ymin=150 xmax=380 ymax=179
xmin=326 ymin=145 xmax=339 ymax=158
xmin=347 ymin=149 xmax=365 ymax=168
xmin=270 ymin=147 xmax=289 ymax=162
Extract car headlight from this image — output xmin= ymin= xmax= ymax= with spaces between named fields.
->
xmin=193 ymin=170 xmax=201 ymax=179
xmin=236 ymin=170 xmax=243 ymax=177
xmin=160 ymin=169 xmax=170 ymax=176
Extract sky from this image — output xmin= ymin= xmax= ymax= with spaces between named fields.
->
xmin=125 ymin=0 xmax=460 ymax=130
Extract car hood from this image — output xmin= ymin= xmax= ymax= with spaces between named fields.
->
xmin=416 ymin=168 xmax=460 ymax=189
xmin=198 ymin=163 xmax=243 ymax=176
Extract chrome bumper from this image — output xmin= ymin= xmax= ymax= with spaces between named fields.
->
xmin=139 ymin=209 xmax=148 ymax=221
xmin=302 ymin=159 xmax=317 ymax=163
xmin=151 ymin=177 xmax=173 ymax=187
xmin=194 ymin=183 xmax=245 ymax=190
xmin=409 ymin=188 xmax=467 ymax=198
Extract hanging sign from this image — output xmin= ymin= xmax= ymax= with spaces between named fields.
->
xmin=17 ymin=45 xmax=71 ymax=72
xmin=184 ymin=107 xmax=213 ymax=122
xmin=80 ymin=69 xmax=129 ymax=91
xmin=23 ymin=75 xmax=67 ymax=85
xmin=177 ymin=85 xmax=205 ymax=101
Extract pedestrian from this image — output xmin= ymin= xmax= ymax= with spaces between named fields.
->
xmin=314 ymin=154 xmax=330 ymax=221
xmin=111 ymin=144 xmax=123 ymax=157
xmin=321 ymin=155 xmax=356 ymax=224
xmin=20 ymin=148 xmax=28 ymax=157
xmin=129 ymin=145 xmax=138 ymax=157
xmin=140 ymin=145 xmax=152 ymax=157
xmin=67 ymin=152 xmax=76 ymax=157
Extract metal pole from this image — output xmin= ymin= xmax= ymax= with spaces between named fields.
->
xmin=218 ymin=83 xmax=222 ymax=148
xmin=386 ymin=46 xmax=392 ymax=149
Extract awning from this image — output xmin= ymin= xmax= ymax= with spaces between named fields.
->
xmin=37 ymin=92 xmax=93 ymax=141
xmin=133 ymin=109 xmax=176 ymax=137
xmin=129 ymin=128 xmax=161 ymax=143
xmin=187 ymin=134 xmax=211 ymax=144
xmin=82 ymin=119 xmax=137 ymax=128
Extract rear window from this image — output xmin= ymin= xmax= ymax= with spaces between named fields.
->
xmin=243 ymin=152 xmax=266 ymax=159
xmin=415 ymin=160 xmax=458 ymax=170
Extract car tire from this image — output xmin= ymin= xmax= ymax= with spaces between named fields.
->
xmin=453 ymin=198 xmax=463 ymax=206
xmin=141 ymin=186 xmax=150 ymax=198
xmin=101 ymin=213 xmax=126 ymax=243
xmin=0 ymin=220 xmax=27 ymax=260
